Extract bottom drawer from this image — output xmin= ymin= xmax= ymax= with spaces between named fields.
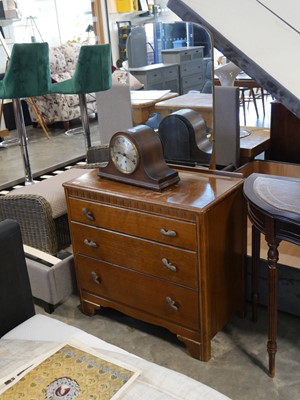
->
xmin=76 ymin=254 xmax=199 ymax=330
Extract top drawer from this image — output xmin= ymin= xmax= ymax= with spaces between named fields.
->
xmin=68 ymin=198 xmax=197 ymax=250
xmin=162 ymin=48 xmax=204 ymax=64
xmin=147 ymin=69 xmax=164 ymax=85
xmin=191 ymin=48 xmax=204 ymax=61
xmin=163 ymin=66 xmax=178 ymax=81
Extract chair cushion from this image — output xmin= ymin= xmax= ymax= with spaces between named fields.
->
xmin=49 ymin=46 xmax=67 ymax=75
xmin=60 ymin=43 xmax=81 ymax=72
xmin=27 ymin=93 xmax=83 ymax=124
xmin=112 ymin=69 xmax=144 ymax=90
xmin=51 ymin=71 xmax=72 ymax=83
xmin=64 ymin=93 xmax=80 ymax=107
xmin=6 ymin=168 xmax=86 ymax=219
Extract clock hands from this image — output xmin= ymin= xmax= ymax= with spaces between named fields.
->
xmin=117 ymin=150 xmax=133 ymax=160
xmin=115 ymin=150 xmax=137 ymax=172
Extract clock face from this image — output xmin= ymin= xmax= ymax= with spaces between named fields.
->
xmin=110 ymin=134 xmax=139 ymax=174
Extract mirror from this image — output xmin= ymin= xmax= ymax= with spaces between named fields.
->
xmin=126 ymin=21 xmax=213 ymax=94
xmin=125 ymin=21 xmax=215 ymax=168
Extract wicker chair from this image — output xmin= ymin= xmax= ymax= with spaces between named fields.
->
xmin=0 ymin=168 xmax=85 ymax=255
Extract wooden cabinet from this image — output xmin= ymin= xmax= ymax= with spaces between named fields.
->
xmin=269 ymin=101 xmax=300 ymax=163
xmin=64 ymin=167 xmax=246 ymax=361
xmin=161 ymin=46 xmax=204 ymax=94
xmin=129 ymin=63 xmax=180 ymax=93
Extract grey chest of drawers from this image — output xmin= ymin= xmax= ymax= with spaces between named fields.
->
xmin=161 ymin=46 xmax=204 ymax=94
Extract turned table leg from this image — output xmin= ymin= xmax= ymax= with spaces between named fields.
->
xmin=251 ymin=226 xmax=261 ymax=322
xmin=266 ymin=240 xmax=279 ymax=378
xmin=244 ymin=172 xmax=300 ymax=377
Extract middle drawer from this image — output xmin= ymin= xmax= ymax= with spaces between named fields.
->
xmin=71 ymin=222 xmax=198 ymax=288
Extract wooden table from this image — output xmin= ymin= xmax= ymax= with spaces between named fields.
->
xmin=243 ymin=173 xmax=300 ymax=377
xmin=155 ymin=93 xmax=213 ymax=130
xmin=240 ymin=126 xmax=270 ymax=164
xmin=131 ymin=90 xmax=179 ymax=125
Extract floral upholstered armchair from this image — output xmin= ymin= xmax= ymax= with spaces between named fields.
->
xmin=27 ymin=43 xmax=97 ymax=130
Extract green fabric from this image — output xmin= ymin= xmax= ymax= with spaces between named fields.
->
xmin=0 ymin=42 xmax=51 ymax=99
xmin=51 ymin=44 xmax=112 ymax=95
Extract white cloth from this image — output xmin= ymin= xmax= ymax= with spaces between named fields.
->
xmin=1 ymin=315 xmax=231 ymax=400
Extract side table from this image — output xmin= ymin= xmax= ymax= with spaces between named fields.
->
xmin=243 ymin=173 xmax=300 ymax=377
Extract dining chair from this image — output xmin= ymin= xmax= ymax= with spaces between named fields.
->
xmin=51 ymin=44 xmax=112 ymax=152
xmin=254 ymin=87 xmax=266 ymax=116
xmin=0 ymin=42 xmax=52 ymax=184
xmin=239 ymin=87 xmax=259 ymax=125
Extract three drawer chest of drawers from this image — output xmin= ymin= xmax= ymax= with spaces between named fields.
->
xmin=161 ymin=46 xmax=205 ymax=94
xmin=63 ymin=167 xmax=246 ymax=361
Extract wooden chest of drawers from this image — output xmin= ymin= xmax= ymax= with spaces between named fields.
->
xmin=64 ymin=167 xmax=246 ymax=361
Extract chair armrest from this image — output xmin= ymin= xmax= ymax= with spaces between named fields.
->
xmin=24 ymin=244 xmax=61 ymax=265
xmin=0 ymin=194 xmax=58 ymax=254
xmin=26 ymin=254 xmax=76 ymax=305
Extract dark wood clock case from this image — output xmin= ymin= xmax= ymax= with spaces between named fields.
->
xmin=158 ymin=108 xmax=212 ymax=166
xmin=98 ymin=125 xmax=180 ymax=191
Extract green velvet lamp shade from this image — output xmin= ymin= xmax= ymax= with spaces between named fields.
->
xmin=51 ymin=44 xmax=112 ymax=95
xmin=0 ymin=42 xmax=52 ymax=99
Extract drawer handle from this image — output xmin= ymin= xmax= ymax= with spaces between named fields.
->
xmin=166 ymin=296 xmax=179 ymax=311
xmin=160 ymin=228 xmax=177 ymax=237
xmin=91 ymin=271 xmax=101 ymax=285
xmin=84 ymin=238 xmax=98 ymax=248
xmin=82 ymin=207 xmax=95 ymax=221
xmin=162 ymin=258 xmax=177 ymax=272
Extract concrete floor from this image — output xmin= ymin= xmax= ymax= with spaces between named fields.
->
xmin=4 ymin=98 xmax=297 ymax=400
xmin=35 ymin=294 xmax=300 ymax=400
